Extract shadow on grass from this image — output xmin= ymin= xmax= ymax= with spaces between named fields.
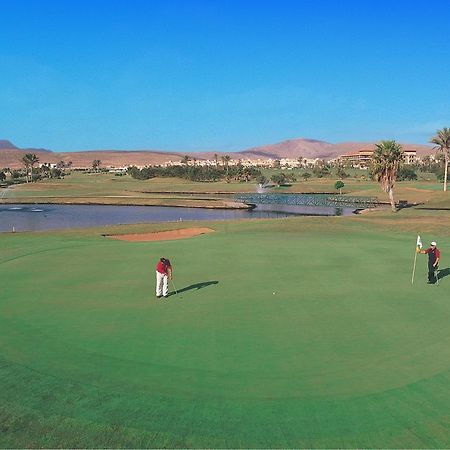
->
xmin=438 ymin=268 xmax=450 ymax=280
xmin=175 ymin=280 xmax=219 ymax=295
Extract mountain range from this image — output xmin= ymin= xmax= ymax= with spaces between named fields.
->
xmin=0 ymin=138 xmax=434 ymax=169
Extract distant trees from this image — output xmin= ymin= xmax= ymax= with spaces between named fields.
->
xmin=336 ymin=166 xmax=349 ymax=179
xmin=181 ymin=155 xmax=191 ymax=166
xmin=57 ymin=160 xmax=72 ymax=170
xmin=301 ymin=172 xmax=312 ymax=181
xmin=271 ymin=173 xmax=287 ymax=186
xmin=272 ymin=159 xmax=281 ymax=169
xmin=20 ymin=153 xmax=39 ymax=182
xmin=371 ymin=140 xmax=404 ymax=212
xmin=127 ymin=164 xmax=261 ymax=183
xmin=430 ymin=127 xmax=450 ymax=191
xmin=396 ymin=166 xmax=418 ymax=181
xmin=92 ymin=159 xmax=101 ymax=171
xmin=256 ymin=175 xmax=268 ymax=186
xmin=312 ymin=160 xmax=330 ymax=178
xmin=420 ymin=155 xmax=432 ymax=172
xmin=270 ymin=173 xmax=296 ymax=186
xmin=221 ymin=155 xmax=231 ymax=174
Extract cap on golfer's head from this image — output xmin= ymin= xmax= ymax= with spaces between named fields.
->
xmin=431 ymin=241 xmax=437 ymax=246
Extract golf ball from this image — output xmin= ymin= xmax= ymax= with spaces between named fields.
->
xmin=273 ymin=292 xmax=276 ymax=295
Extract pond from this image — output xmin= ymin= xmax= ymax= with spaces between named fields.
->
xmin=0 ymin=203 xmax=356 ymax=232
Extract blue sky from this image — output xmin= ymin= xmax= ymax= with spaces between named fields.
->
xmin=1 ymin=0 xmax=449 ymax=151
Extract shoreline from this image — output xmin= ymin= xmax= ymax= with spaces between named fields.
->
xmin=0 ymin=197 xmax=252 ymax=210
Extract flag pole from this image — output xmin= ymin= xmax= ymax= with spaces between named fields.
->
xmin=411 ymin=251 xmax=418 ymax=284
xmin=412 ymin=235 xmax=422 ymax=285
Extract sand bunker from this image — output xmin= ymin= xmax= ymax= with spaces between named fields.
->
xmin=108 ymin=227 xmax=214 ymax=242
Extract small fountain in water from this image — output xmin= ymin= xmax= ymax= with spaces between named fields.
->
xmin=257 ymin=183 xmax=268 ymax=194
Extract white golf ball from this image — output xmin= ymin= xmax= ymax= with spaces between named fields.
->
xmin=273 ymin=292 xmax=276 ymax=295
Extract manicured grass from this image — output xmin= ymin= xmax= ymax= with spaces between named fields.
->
xmin=1 ymin=213 xmax=450 ymax=447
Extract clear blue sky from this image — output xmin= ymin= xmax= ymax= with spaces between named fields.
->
xmin=1 ymin=0 xmax=449 ymax=151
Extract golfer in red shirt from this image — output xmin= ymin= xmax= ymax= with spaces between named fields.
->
xmin=418 ymin=241 xmax=440 ymax=284
xmin=156 ymin=257 xmax=172 ymax=298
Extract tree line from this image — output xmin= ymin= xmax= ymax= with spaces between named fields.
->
xmin=127 ymin=163 xmax=262 ymax=182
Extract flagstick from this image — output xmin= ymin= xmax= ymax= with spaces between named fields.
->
xmin=411 ymin=251 xmax=418 ymax=285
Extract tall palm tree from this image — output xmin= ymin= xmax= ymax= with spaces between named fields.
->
xmin=221 ymin=155 xmax=231 ymax=174
xmin=214 ymin=153 xmax=218 ymax=167
xmin=371 ymin=140 xmax=404 ymax=212
xmin=430 ymin=127 xmax=450 ymax=191
xmin=21 ymin=153 xmax=40 ymax=182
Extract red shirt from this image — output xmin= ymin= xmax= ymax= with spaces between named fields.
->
xmin=156 ymin=260 xmax=172 ymax=274
xmin=424 ymin=247 xmax=440 ymax=263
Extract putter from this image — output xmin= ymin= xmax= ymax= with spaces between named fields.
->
xmin=171 ymin=279 xmax=178 ymax=295
xmin=435 ymin=269 xmax=440 ymax=285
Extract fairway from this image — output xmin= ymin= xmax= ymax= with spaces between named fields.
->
xmin=1 ymin=217 xmax=450 ymax=448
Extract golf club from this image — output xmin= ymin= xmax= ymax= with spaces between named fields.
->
xmin=171 ymin=279 xmax=178 ymax=295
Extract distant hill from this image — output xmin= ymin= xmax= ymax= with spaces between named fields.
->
xmin=0 ymin=140 xmax=18 ymax=149
xmin=241 ymin=138 xmax=434 ymax=160
xmin=242 ymin=138 xmax=334 ymax=159
xmin=0 ymin=137 xmax=435 ymax=169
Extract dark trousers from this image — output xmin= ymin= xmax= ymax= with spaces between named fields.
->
xmin=428 ymin=265 xmax=438 ymax=283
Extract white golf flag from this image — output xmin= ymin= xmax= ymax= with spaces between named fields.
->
xmin=416 ymin=235 xmax=422 ymax=249
xmin=412 ymin=235 xmax=422 ymax=284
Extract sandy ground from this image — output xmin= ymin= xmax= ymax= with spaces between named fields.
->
xmin=107 ymin=227 xmax=215 ymax=242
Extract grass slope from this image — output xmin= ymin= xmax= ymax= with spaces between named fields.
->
xmin=1 ymin=216 xmax=450 ymax=447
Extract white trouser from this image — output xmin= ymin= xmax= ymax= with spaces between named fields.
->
xmin=156 ymin=271 xmax=168 ymax=297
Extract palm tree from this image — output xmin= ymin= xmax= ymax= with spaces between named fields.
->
xmin=21 ymin=153 xmax=40 ymax=182
xmin=297 ymin=156 xmax=305 ymax=168
xmin=181 ymin=155 xmax=190 ymax=166
xmin=214 ymin=153 xmax=218 ymax=167
xmin=92 ymin=159 xmax=101 ymax=171
xmin=371 ymin=140 xmax=404 ymax=212
xmin=221 ymin=155 xmax=231 ymax=174
xmin=430 ymin=127 xmax=450 ymax=191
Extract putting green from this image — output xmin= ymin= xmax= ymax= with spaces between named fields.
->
xmin=1 ymin=218 xmax=449 ymax=448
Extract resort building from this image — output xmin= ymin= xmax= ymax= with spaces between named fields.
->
xmin=339 ymin=148 xmax=418 ymax=168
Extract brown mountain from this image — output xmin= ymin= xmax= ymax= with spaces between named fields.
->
xmin=241 ymin=138 xmax=434 ymax=160
xmin=0 ymin=140 xmax=18 ymax=149
xmin=241 ymin=138 xmax=334 ymax=159
xmin=0 ymin=138 xmax=435 ymax=169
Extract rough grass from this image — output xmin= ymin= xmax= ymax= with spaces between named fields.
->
xmin=1 ymin=211 xmax=450 ymax=447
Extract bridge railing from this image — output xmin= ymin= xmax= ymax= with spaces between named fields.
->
xmin=234 ymin=193 xmax=379 ymax=208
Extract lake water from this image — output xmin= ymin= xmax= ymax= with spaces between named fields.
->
xmin=0 ymin=203 xmax=356 ymax=232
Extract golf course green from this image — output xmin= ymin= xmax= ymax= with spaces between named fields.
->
xmin=1 ymin=213 xmax=449 ymax=448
